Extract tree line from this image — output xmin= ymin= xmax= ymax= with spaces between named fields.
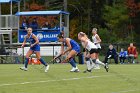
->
xmin=1 ymin=0 xmax=140 ymax=43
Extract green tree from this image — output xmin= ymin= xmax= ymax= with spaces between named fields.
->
xmin=67 ymin=0 xmax=91 ymax=39
xmin=101 ymin=1 xmax=129 ymax=43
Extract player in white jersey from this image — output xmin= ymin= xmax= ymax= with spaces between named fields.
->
xmin=92 ymin=28 xmax=102 ymax=69
xmin=78 ymin=32 xmax=108 ymax=72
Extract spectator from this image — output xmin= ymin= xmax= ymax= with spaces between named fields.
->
xmin=104 ymin=44 xmax=118 ymax=64
xmin=119 ymin=48 xmax=128 ymax=64
xmin=127 ymin=43 xmax=138 ymax=63
xmin=42 ymin=22 xmax=51 ymax=29
xmin=21 ymin=18 xmax=29 ymax=30
xmin=30 ymin=18 xmax=38 ymax=29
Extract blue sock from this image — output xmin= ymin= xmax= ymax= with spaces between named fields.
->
xmin=25 ymin=58 xmax=29 ymax=68
xmin=39 ymin=58 xmax=47 ymax=66
xmin=69 ymin=58 xmax=76 ymax=68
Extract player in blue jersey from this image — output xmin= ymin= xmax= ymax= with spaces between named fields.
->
xmin=57 ymin=34 xmax=80 ymax=72
xmin=20 ymin=27 xmax=49 ymax=72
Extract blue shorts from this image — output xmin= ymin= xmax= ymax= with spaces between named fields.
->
xmin=30 ymin=44 xmax=40 ymax=52
xmin=72 ymin=46 xmax=80 ymax=54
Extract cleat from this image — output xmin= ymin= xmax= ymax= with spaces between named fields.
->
xmin=104 ymin=63 xmax=109 ymax=72
xmin=74 ymin=69 xmax=80 ymax=72
xmin=70 ymin=67 xmax=79 ymax=72
xmin=20 ymin=67 xmax=28 ymax=71
xmin=45 ymin=65 xmax=50 ymax=72
xmin=87 ymin=69 xmax=91 ymax=72
xmin=70 ymin=67 xmax=76 ymax=72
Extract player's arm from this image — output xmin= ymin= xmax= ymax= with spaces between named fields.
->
xmin=81 ymin=38 xmax=88 ymax=48
xmin=95 ymin=34 xmax=101 ymax=44
xmin=63 ymin=38 xmax=72 ymax=54
xmin=21 ymin=35 xmax=27 ymax=48
xmin=30 ymin=34 xmax=39 ymax=47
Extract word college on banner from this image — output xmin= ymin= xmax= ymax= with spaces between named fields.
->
xmin=19 ymin=29 xmax=60 ymax=42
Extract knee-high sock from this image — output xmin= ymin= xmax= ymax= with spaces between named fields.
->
xmin=86 ymin=58 xmax=92 ymax=70
xmin=90 ymin=58 xmax=96 ymax=69
xmin=90 ymin=58 xmax=96 ymax=63
xmin=39 ymin=58 xmax=47 ymax=66
xmin=91 ymin=62 xmax=96 ymax=68
xmin=69 ymin=58 xmax=76 ymax=68
xmin=91 ymin=59 xmax=99 ymax=68
xmin=25 ymin=58 xmax=29 ymax=68
xmin=96 ymin=59 xmax=105 ymax=66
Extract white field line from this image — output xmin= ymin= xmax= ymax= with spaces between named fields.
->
xmin=112 ymin=89 xmax=140 ymax=93
xmin=0 ymin=75 xmax=111 ymax=87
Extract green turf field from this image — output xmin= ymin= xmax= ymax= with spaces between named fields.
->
xmin=0 ymin=64 xmax=140 ymax=93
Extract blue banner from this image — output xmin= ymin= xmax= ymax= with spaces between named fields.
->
xmin=18 ymin=29 xmax=60 ymax=42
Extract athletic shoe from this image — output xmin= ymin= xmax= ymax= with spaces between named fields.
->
xmin=104 ymin=63 xmax=109 ymax=72
xmin=70 ymin=67 xmax=79 ymax=72
xmin=74 ymin=69 xmax=80 ymax=72
xmin=20 ymin=67 xmax=28 ymax=71
xmin=45 ymin=65 xmax=50 ymax=72
xmin=70 ymin=67 xmax=76 ymax=72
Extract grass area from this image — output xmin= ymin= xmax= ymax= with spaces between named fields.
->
xmin=0 ymin=64 xmax=140 ymax=93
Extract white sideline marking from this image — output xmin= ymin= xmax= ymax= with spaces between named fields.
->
xmin=112 ymin=89 xmax=140 ymax=93
xmin=0 ymin=75 xmax=110 ymax=87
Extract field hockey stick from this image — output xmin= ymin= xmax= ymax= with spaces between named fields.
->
xmin=49 ymin=54 xmax=62 ymax=63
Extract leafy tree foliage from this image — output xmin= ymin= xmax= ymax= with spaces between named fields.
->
xmin=1 ymin=0 xmax=140 ymax=43
xmin=101 ymin=1 xmax=129 ymax=43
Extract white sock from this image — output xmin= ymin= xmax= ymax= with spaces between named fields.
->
xmin=91 ymin=62 xmax=96 ymax=69
xmin=86 ymin=60 xmax=92 ymax=70
xmin=96 ymin=59 xmax=105 ymax=66
xmin=89 ymin=58 xmax=96 ymax=69
xmin=75 ymin=66 xmax=79 ymax=69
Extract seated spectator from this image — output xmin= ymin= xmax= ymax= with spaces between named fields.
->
xmin=127 ymin=43 xmax=138 ymax=63
xmin=42 ymin=22 xmax=51 ymax=29
xmin=21 ymin=18 xmax=29 ymax=30
xmin=30 ymin=18 xmax=38 ymax=29
xmin=104 ymin=44 xmax=118 ymax=64
xmin=119 ymin=48 xmax=128 ymax=64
